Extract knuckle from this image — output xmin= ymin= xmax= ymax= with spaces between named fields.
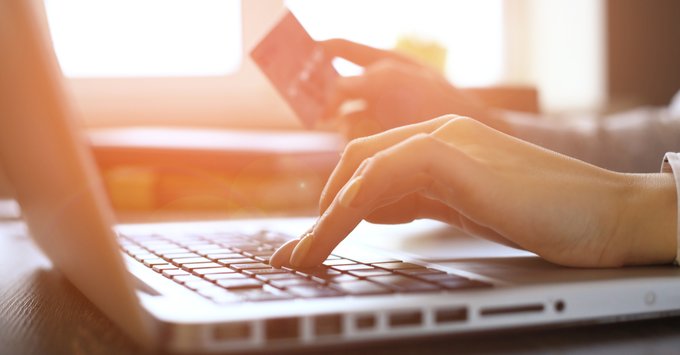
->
xmin=341 ymin=138 xmax=368 ymax=163
xmin=355 ymin=156 xmax=373 ymax=175
xmin=403 ymin=133 xmax=448 ymax=175
xmin=371 ymin=58 xmax=401 ymax=73
xmin=441 ymin=115 xmax=482 ymax=134
xmin=408 ymin=133 xmax=439 ymax=150
xmin=363 ymin=152 xmax=391 ymax=176
xmin=439 ymin=113 xmax=461 ymax=122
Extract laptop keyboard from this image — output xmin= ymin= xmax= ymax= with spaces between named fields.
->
xmin=119 ymin=231 xmax=492 ymax=304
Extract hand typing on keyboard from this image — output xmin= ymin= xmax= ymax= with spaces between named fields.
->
xmin=120 ymin=230 xmax=491 ymax=304
xmin=270 ymin=115 xmax=677 ymax=269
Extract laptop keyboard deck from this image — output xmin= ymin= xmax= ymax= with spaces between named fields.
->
xmin=119 ymin=231 xmax=492 ymax=304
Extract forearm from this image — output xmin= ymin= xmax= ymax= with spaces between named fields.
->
xmin=488 ymin=108 xmax=680 ymax=173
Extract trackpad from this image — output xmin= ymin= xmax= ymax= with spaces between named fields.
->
xmin=345 ymin=220 xmax=533 ymax=260
xmin=345 ymin=220 xmax=680 ymax=285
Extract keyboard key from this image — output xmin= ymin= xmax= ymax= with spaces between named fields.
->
xmin=372 ymin=262 xmax=423 ymax=270
xmin=229 ymin=243 xmax=261 ymax=252
xmin=161 ymin=252 xmax=201 ymax=259
xmin=322 ymin=259 xmax=358 ymax=266
xmin=269 ymin=278 xmax=318 ymax=289
xmin=149 ymin=245 xmax=185 ymax=253
xmin=253 ymin=230 xmax=289 ymax=243
xmin=242 ymin=268 xmax=288 ymax=276
xmin=232 ymin=288 xmax=292 ymax=302
xmin=327 ymin=274 xmax=360 ymax=283
xmin=134 ymin=253 xmax=159 ymax=261
xmin=332 ymin=248 xmax=398 ymax=263
xmin=121 ymin=233 xmax=159 ymax=242
xmin=299 ymin=268 xmax=344 ymax=284
xmin=230 ymin=263 xmax=270 ymax=270
xmin=188 ymin=244 xmax=223 ymax=252
xmin=242 ymin=250 xmax=275 ymax=258
xmin=332 ymin=264 xmax=374 ymax=272
xmin=143 ymin=258 xmax=170 ymax=266
xmin=253 ymin=255 xmax=272 ymax=263
xmin=344 ymin=255 xmax=398 ymax=264
xmin=181 ymin=262 xmax=223 ymax=270
xmin=152 ymin=264 xmax=177 ymax=272
xmin=206 ymin=253 xmax=243 ymax=260
xmin=193 ymin=267 xmax=237 ymax=276
xmin=245 ymin=293 xmax=292 ymax=302
xmin=173 ymin=275 xmax=203 ymax=284
xmin=195 ymin=248 xmax=234 ymax=255
xmin=155 ymin=248 xmax=191 ymax=255
xmin=123 ymin=247 xmax=147 ymax=256
xmin=140 ymin=240 xmax=175 ymax=247
xmin=397 ymin=268 xmax=446 ymax=276
xmin=217 ymin=258 xmax=259 ymax=265
xmin=205 ymin=273 xmax=250 ymax=282
xmin=254 ymin=273 xmax=302 ymax=283
xmin=169 ymin=238 xmax=203 ymax=245
xmin=216 ymin=278 xmax=263 ymax=290
xmin=331 ymin=281 xmax=391 ymax=295
xmin=348 ymin=269 xmax=392 ymax=278
xmin=295 ymin=266 xmax=340 ymax=276
xmin=368 ymin=275 xmax=440 ymax=293
xmin=287 ymin=285 xmax=343 ymax=298
xmin=163 ymin=269 xmax=191 ymax=277
xmin=418 ymin=273 xmax=469 ymax=282
xmin=172 ymin=257 xmax=211 ymax=264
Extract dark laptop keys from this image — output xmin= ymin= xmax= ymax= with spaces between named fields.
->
xmin=372 ymin=261 xmax=424 ymax=270
xmin=123 ymin=231 xmax=493 ymax=304
xmin=241 ymin=268 xmax=289 ymax=277
xmin=287 ymin=285 xmax=343 ymax=298
xmin=216 ymin=278 xmax=263 ymax=291
xmin=366 ymin=275 xmax=440 ymax=293
xmin=331 ymin=280 xmax=392 ymax=295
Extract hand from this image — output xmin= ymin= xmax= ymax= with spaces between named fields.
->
xmin=271 ymin=115 xmax=677 ymax=268
xmin=321 ymin=39 xmax=494 ymax=139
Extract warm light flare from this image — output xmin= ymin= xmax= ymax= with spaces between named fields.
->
xmin=43 ymin=0 xmax=242 ymax=77
xmin=287 ymin=0 xmax=504 ymax=87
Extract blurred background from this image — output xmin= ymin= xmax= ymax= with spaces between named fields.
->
xmin=43 ymin=0 xmax=680 ymax=128
xmin=3 ymin=0 xmax=674 ymax=216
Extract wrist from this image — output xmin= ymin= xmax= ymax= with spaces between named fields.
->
xmin=622 ymin=173 xmax=677 ymax=265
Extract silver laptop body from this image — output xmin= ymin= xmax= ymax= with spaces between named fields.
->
xmin=2 ymin=1 xmax=680 ymax=352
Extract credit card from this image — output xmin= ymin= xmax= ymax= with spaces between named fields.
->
xmin=250 ymin=11 xmax=338 ymax=129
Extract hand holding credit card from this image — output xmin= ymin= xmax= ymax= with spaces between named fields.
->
xmin=250 ymin=11 xmax=339 ymax=129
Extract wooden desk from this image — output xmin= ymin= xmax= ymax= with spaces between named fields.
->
xmin=3 ymin=218 xmax=680 ymax=354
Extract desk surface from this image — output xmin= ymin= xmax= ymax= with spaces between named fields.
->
xmin=3 ymin=219 xmax=680 ymax=355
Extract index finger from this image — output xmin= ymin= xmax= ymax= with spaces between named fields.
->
xmin=318 ymin=115 xmax=453 ymax=214
xmin=291 ymin=133 xmax=474 ymax=267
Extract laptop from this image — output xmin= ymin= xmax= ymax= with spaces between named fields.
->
xmin=2 ymin=1 xmax=680 ymax=352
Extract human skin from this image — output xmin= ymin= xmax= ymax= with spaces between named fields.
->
xmin=320 ymin=39 xmax=510 ymax=139
xmin=270 ymin=115 xmax=678 ymax=269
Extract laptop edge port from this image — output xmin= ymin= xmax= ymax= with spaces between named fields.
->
xmin=265 ymin=317 xmax=299 ymax=341
xmin=389 ymin=310 xmax=423 ymax=328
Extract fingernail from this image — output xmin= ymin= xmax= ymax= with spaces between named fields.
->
xmin=339 ymin=177 xmax=363 ymax=208
xmin=290 ymin=233 xmax=314 ymax=267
